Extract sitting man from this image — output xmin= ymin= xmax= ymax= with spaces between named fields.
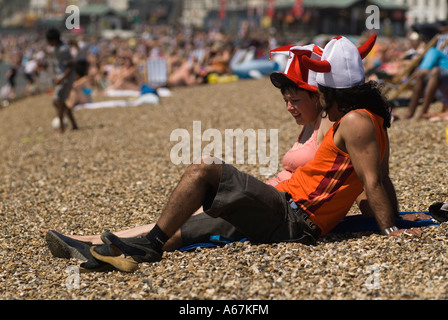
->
xmin=51 ymin=35 xmax=413 ymax=273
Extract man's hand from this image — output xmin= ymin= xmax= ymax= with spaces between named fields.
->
xmin=387 ymin=228 xmax=422 ymax=237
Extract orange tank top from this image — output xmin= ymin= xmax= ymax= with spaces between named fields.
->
xmin=275 ymin=109 xmax=387 ymax=235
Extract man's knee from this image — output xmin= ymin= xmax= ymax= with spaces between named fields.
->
xmin=199 ymin=155 xmax=223 ymax=165
xmin=186 ymin=156 xmax=222 ymax=184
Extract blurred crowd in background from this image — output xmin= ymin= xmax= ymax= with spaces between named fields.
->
xmin=0 ymin=22 xmax=447 ymax=117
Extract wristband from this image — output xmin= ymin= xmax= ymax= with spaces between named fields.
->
xmin=381 ymin=226 xmax=398 ymax=235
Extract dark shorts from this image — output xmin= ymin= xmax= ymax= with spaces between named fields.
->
xmin=181 ymin=164 xmax=320 ymax=246
xmin=54 ymin=74 xmax=75 ymax=101
xmin=25 ymin=73 xmax=35 ymax=83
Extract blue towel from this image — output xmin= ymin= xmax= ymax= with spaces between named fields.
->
xmin=140 ymin=84 xmax=158 ymax=95
xmin=178 ymin=212 xmax=439 ymax=251
xmin=331 ymin=211 xmax=438 ymax=233
xmin=179 ymin=235 xmax=249 ymax=252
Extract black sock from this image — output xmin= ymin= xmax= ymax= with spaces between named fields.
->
xmin=145 ymin=224 xmax=169 ymax=253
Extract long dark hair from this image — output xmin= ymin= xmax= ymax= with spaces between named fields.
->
xmin=318 ymin=81 xmax=392 ymax=128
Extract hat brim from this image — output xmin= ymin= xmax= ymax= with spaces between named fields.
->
xmin=270 ymin=72 xmax=298 ymax=89
xmin=270 ymin=72 xmax=317 ymax=92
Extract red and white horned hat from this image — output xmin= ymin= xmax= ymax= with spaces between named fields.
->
xmin=269 ymin=44 xmax=323 ymax=92
xmin=302 ymin=34 xmax=377 ymax=89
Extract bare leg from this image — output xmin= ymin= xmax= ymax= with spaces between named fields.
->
xmin=65 ymin=208 xmax=205 ymax=251
xmin=68 ymin=224 xmax=154 ymax=245
xmin=64 ymin=205 xmax=205 ymax=249
xmin=406 ymin=69 xmax=429 ymax=119
xmin=413 ymin=67 xmax=440 ymax=120
xmin=54 ymin=98 xmax=79 ymax=132
xmin=59 ymin=158 xmax=221 ymax=252
xmin=156 ymin=159 xmax=222 ymax=237
xmin=68 ymin=224 xmax=183 ymax=251
xmin=65 ymin=105 xmax=78 ymax=130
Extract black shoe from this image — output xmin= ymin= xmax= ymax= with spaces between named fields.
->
xmin=429 ymin=202 xmax=448 ymax=223
xmin=100 ymin=231 xmax=162 ymax=264
xmin=46 ymin=230 xmax=93 ymax=260
xmin=45 ymin=230 xmax=106 ymax=270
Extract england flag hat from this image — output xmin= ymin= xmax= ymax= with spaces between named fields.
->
xmin=269 ymin=44 xmax=323 ymax=92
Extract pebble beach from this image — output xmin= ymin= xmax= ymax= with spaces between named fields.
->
xmin=0 ymin=78 xmax=448 ymax=301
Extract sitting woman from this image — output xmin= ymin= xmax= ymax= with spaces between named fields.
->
xmin=105 ymin=55 xmax=143 ymax=92
xmin=167 ymin=55 xmax=203 ymax=87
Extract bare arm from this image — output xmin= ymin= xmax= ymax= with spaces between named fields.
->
xmin=337 ymin=111 xmax=396 ymax=231
xmin=356 ymin=132 xmax=399 ymax=217
xmin=356 ymin=178 xmax=399 ymax=217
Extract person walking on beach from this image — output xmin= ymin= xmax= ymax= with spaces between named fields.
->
xmin=46 ymin=28 xmax=78 ymax=133
xmin=5 ymin=53 xmax=21 ymax=101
